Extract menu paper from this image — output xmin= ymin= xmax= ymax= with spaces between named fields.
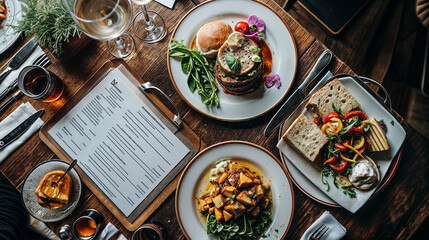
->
xmin=48 ymin=69 xmax=190 ymax=217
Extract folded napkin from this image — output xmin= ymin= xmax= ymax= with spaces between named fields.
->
xmin=300 ymin=211 xmax=346 ymax=240
xmin=28 ymin=216 xmax=60 ymax=240
xmin=97 ymin=222 xmax=126 ymax=240
xmin=154 ymin=0 xmax=176 ymax=9
xmin=0 ymin=102 xmax=44 ymax=163
xmin=0 ymin=45 xmax=45 ymax=96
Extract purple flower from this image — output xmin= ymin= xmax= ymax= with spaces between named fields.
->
xmin=265 ymin=74 xmax=281 ymax=88
xmin=248 ymin=15 xmax=265 ymax=33
xmin=243 ymin=32 xmax=260 ymax=42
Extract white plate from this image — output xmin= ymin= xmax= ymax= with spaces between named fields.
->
xmin=279 ymin=124 xmax=403 ymax=207
xmin=168 ymin=0 xmax=297 ymax=121
xmin=176 ymin=141 xmax=294 ymax=239
xmin=0 ymin=0 xmax=22 ymax=55
xmin=277 ymin=77 xmax=406 ymax=213
xmin=21 ymin=159 xmax=82 ymax=222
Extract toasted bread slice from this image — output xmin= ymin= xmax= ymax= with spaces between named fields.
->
xmin=217 ymin=36 xmax=259 ymax=76
xmin=283 ymin=114 xmax=329 ymax=162
xmin=306 ymin=79 xmax=360 ymax=119
xmin=365 ymin=117 xmax=389 ymax=152
xmin=35 ymin=170 xmax=72 ymax=206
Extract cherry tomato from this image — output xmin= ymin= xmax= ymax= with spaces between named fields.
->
xmin=324 ymin=156 xmax=337 ymax=164
xmin=324 ymin=112 xmax=340 ymax=124
xmin=329 ymin=159 xmax=348 ymax=171
xmin=235 ymin=21 xmax=249 ymax=34
xmin=334 ymin=143 xmax=348 ymax=152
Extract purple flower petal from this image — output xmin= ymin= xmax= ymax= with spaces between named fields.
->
xmin=248 ymin=15 xmax=258 ymax=25
xmin=255 ymin=18 xmax=265 ymax=32
xmin=243 ymin=32 xmax=260 ymax=42
xmin=265 ymin=79 xmax=274 ymax=88
xmin=265 ymin=74 xmax=281 ymax=88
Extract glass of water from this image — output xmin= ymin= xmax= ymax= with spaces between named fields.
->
xmin=63 ymin=0 xmax=135 ymax=58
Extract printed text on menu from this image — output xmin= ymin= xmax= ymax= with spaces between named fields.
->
xmin=48 ymin=69 xmax=190 ymax=216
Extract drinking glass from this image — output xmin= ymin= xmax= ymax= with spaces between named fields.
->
xmin=132 ymin=0 xmax=166 ymax=43
xmin=63 ymin=0 xmax=135 ymax=58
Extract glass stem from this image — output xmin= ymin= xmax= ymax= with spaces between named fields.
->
xmin=141 ymin=5 xmax=155 ymax=30
xmin=116 ymin=37 xmax=125 ymax=50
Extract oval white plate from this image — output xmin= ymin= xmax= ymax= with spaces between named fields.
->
xmin=0 ymin=0 xmax=22 ymax=55
xmin=168 ymin=0 xmax=297 ymax=121
xmin=277 ymin=76 xmax=405 ymax=209
xmin=176 ymin=141 xmax=294 ymax=239
xmin=21 ymin=159 xmax=82 ymax=222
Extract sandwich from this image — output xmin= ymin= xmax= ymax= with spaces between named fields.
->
xmin=282 ymin=114 xmax=329 ymax=162
xmin=215 ymin=33 xmax=263 ymax=94
xmin=196 ymin=21 xmax=233 ymax=58
xmin=34 ymin=170 xmax=72 ymax=209
xmin=306 ymin=79 xmax=360 ymax=119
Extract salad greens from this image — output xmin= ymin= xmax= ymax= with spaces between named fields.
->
xmin=168 ymin=38 xmax=219 ymax=107
xmin=206 ymin=210 xmax=272 ymax=240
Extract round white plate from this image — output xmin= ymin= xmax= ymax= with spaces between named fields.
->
xmin=278 ymin=76 xmax=404 ymax=207
xmin=176 ymin=141 xmax=294 ymax=239
xmin=0 ymin=0 xmax=22 ymax=55
xmin=21 ymin=159 xmax=82 ymax=222
xmin=168 ymin=0 xmax=297 ymax=121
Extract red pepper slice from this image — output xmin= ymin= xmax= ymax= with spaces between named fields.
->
xmin=351 ymin=127 xmax=364 ymax=135
xmin=358 ymin=144 xmax=366 ymax=154
xmin=324 ymin=156 xmax=337 ymax=164
xmin=343 ymin=111 xmax=367 ymax=121
xmin=324 ymin=112 xmax=340 ymax=124
xmin=329 ymin=159 xmax=348 ymax=171
xmin=334 ymin=143 xmax=348 ymax=152
xmin=313 ymin=117 xmax=322 ymax=127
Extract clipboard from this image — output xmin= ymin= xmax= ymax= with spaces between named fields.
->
xmin=39 ymin=59 xmax=202 ymax=230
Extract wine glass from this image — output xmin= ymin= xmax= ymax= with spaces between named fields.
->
xmin=132 ymin=0 xmax=166 ymax=43
xmin=63 ymin=0 xmax=135 ymax=58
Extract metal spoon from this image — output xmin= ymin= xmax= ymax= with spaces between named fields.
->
xmin=52 ymin=159 xmax=77 ymax=188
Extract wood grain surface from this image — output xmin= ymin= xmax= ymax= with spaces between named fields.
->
xmin=0 ymin=0 xmax=428 ymax=239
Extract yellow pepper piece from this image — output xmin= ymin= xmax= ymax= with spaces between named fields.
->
xmin=329 ymin=118 xmax=343 ymax=133
xmin=340 ymin=153 xmax=356 ymax=162
xmin=358 ymin=120 xmax=371 ymax=130
xmin=321 ymin=123 xmax=336 ymax=135
xmin=343 ymin=143 xmax=365 ymax=159
xmin=352 ymin=135 xmax=365 ymax=149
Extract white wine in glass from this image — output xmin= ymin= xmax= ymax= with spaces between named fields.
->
xmin=65 ymin=0 xmax=135 ymax=58
xmin=132 ymin=0 xmax=166 ymax=43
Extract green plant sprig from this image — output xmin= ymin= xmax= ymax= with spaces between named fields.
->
xmin=168 ymin=38 xmax=219 ymax=107
xmin=13 ymin=0 xmax=81 ymax=56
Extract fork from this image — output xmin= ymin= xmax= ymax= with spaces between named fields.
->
xmin=309 ymin=225 xmax=329 ymax=240
xmin=0 ymin=53 xmax=51 ymax=114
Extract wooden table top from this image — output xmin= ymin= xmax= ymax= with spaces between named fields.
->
xmin=1 ymin=0 xmax=429 ymax=239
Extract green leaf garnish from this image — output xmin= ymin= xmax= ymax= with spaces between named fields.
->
xmin=225 ymin=54 xmax=241 ymax=73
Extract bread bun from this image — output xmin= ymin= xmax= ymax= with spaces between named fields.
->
xmin=196 ymin=21 xmax=233 ymax=58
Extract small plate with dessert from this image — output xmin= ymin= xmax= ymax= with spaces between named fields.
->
xmin=21 ymin=159 xmax=82 ymax=222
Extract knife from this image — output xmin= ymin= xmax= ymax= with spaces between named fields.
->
xmin=0 ymin=109 xmax=44 ymax=151
xmin=263 ymin=50 xmax=333 ymax=136
xmin=0 ymin=39 xmax=38 ymax=85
